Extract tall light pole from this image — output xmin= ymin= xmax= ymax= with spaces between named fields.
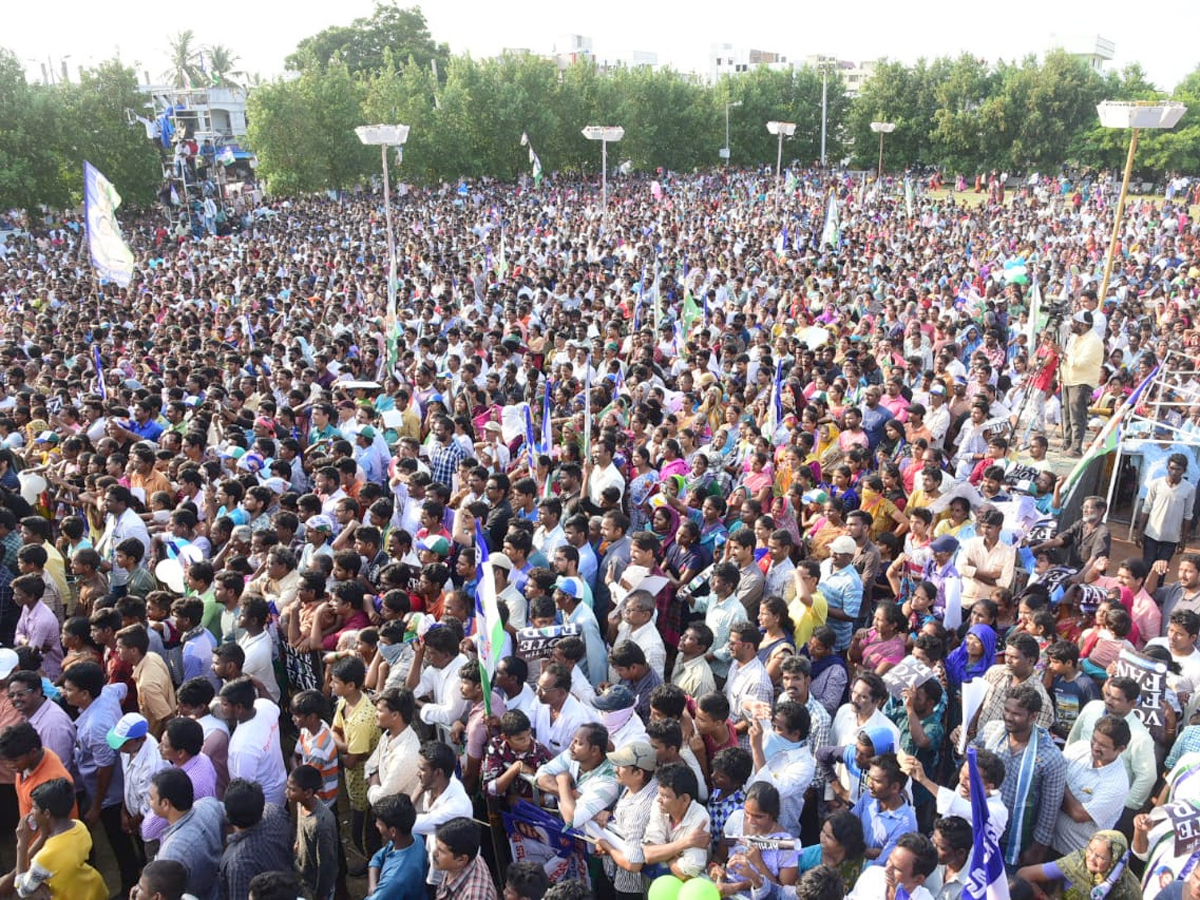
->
xmin=1094 ymin=101 xmax=1186 ymax=303
xmin=581 ymin=125 xmax=625 ymax=223
xmin=723 ymin=100 xmax=743 ymax=167
xmin=816 ymin=56 xmax=836 ymax=168
xmin=766 ymin=121 xmax=796 ymax=204
xmin=355 ymin=124 xmax=410 ymax=321
xmin=869 ymin=121 xmax=895 ymax=178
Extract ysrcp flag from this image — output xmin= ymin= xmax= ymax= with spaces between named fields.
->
xmin=84 ymin=162 xmax=135 ymax=287
xmin=962 ymin=746 xmax=1009 ymax=900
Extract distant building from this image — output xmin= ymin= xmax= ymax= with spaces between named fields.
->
xmin=802 ymin=56 xmax=880 ymax=96
xmin=1048 ymin=35 xmax=1115 ymax=72
xmin=554 ymin=34 xmax=594 ymax=70
xmin=138 ymin=84 xmax=249 ymax=142
xmin=710 ymin=44 xmax=791 ymax=81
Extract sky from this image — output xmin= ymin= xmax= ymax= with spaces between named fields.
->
xmin=5 ymin=0 xmax=1197 ymax=95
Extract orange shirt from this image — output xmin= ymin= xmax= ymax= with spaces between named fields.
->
xmin=16 ymin=749 xmax=77 ymax=819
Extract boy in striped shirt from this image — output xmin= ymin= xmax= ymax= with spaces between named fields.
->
xmin=292 ymin=689 xmax=339 ymax=806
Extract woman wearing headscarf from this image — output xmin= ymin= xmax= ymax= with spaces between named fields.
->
xmin=945 ymin=623 xmax=997 ymax=690
xmin=1017 ymin=830 xmax=1140 ymax=900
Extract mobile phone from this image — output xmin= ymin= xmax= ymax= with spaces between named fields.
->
xmin=25 ymin=813 xmax=37 ymax=832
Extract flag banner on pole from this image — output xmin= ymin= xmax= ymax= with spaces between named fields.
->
xmin=1062 ymin=364 xmax=1158 ymax=494
xmin=539 ymin=379 xmax=552 ymax=454
xmin=523 ymin=403 xmax=537 ymax=471
xmin=1025 ymin=275 xmax=1042 ymax=350
xmin=473 ymin=519 xmax=503 ymax=715
xmin=92 ymin=344 xmax=107 ymax=400
xmin=961 ymin=746 xmax=1010 ymax=900
xmin=84 ymin=162 xmax=135 ymax=288
xmin=905 ymin=176 xmax=915 ymax=218
xmin=520 ymin=132 xmax=543 ymax=185
xmin=820 ymin=194 xmax=840 ymax=248
xmin=583 ymin=356 xmax=592 ymax=459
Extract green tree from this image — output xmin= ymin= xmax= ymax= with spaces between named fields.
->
xmin=0 ymin=49 xmax=63 ymax=208
xmin=246 ymin=59 xmax=374 ymax=193
xmin=57 ymin=59 xmax=162 ymax=207
xmin=928 ymin=54 xmax=999 ymax=173
xmin=204 ymin=44 xmax=245 ymax=88
xmin=164 ymin=30 xmax=203 ymax=88
xmin=287 ymin=2 xmax=449 ymax=79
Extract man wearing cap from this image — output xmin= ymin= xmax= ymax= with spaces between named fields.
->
xmin=595 ymin=740 xmax=658 ymax=897
xmin=923 ymin=536 xmax=964 ymax=627
xmin=108 ymin=711 xmax=171 ymax=845
xmin=593 ymin=685 xmax=649 ymax=747
xmin=1060 ymin=309 xmax=1104 ymax=457
xmin=554 ymin=577 xmax=607 ymax=689
xmin=958 ymin=508 xmax=1016 ymax=604
xmin=924 ymin=384 xmax=951 ymax=450
xmin=487 ymin=552 xmax=528 ymax=630
xmin=822 ymin=536 xmax=865 ymax=653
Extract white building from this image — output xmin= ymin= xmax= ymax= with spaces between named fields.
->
xmin=1048 ymin=35 xmax=1115 ymax=72
xmin=710 ymin=44 xmax=791 ymax=81
xmin=138 ymin=84 xmax=249 ymax=142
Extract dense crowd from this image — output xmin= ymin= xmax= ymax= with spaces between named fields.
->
xmin=0 ymin=164 xmax=1198 ymax=900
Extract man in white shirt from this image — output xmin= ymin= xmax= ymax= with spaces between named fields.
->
xmin=724 ymin=622 xmax=775 ymax=750
xmin=584 ymin=439 xmax=625 ymax=511
xmin=849 ymin=833 xmax=938 ymax=900
xmin=235 ymin=597 xmax=280 ymax=703
xmin=412 ymin=740 xmax=473 ymax=888
xmin=742 ymin=700 xmax=814 ymax=836
xmin=925 ymin=385 xmax=951 ymax=450
xmin=530 ymin=663 xmax=598 ymax=756
xmin=405 ymin=624 xmax=471 ymax=744
xmin=609 ymin=590 xmax=666 ymax=681
xmin=218 ymin=677 xmax=287 ymax=806
xmin=1054 ymin=714 xmax=1130 ymax=853
xmin=534 ymin=722 xmax=620 ymax=830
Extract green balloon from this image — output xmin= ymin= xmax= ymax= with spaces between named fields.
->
xmin=648 ymin=876 xmax=684 ymax=900
xmin=678 ymin=877 xmax=721 ymax=900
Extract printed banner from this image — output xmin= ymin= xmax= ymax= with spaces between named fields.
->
xmin=1114 ymin=648 xmax=1169 ymax=740
xmin=883 ymin=656 xmax=937 ymax=701
xmin=503 ymin=800 xmax=591 ymax=885
xmin=83 ymin=161 xmax=135 ymax=287
xmin=516 ymin=624 xmax=580 ymax=662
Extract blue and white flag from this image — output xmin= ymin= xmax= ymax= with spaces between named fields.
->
xmin=92 ymin=344 xmax=107 ymax=400
xmin=523 ymin=403 xmax=537 ymax=471
xmin=84 ymin=162 xmax=135 ymax=287
xmin=962 ymin=747 xmax=1010 ymax=900
xmin=820 ymin=194 xmax=840 ymax=249
xmin=538 ymin=379 xmax=552 ymax=454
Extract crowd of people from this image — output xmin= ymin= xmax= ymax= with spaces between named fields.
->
xmin=0 ymin=163 xmax=1197 ymax=900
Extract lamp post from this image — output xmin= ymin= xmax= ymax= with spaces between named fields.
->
xmin=815 ymin=56 xmax=836 ymax=168
xmin=1094 ymin=101 xmax=1186 ymax=303
xmin=723 ymin=100 xmax=742 ymax=166
xmin=581 ymin=125 xmax=625 ymax=222
xmin=766 ymin=121 xmax=796 ymax=203
xmin=869 ymin=121 xmax=895 ymax=178
xmin=355 ymin=124 xmax=410 ymax=320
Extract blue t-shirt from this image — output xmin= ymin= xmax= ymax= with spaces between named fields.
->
xmin=367 ymin=837 xmax=427 ymax=900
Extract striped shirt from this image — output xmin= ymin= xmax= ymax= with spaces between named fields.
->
xmin=295 ymin=723 xmax=339 ymax=805
xmin=180 ymin=750 xmax=219 ymax=801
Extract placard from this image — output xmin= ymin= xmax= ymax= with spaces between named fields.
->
xmin=516 ymin=624 xmax=581 ymax=662
xmin=1164 ymin=800 xmax=1200 ymax=858
xmin=1114 ymin=648 xmax=1169 ymax=740
xmin=503 ymin=800 xmax=591 ymax=884
xmin=883 ymin=656 xmax=937 ymax=701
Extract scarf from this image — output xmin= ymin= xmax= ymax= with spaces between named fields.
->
xmin=993 ymin=725 xmax=1040 ymax=868
xmin=1057 ymin=830 xmax=1140 ymax=900
xmin=945 ymin=624 xmax=997 ymax=688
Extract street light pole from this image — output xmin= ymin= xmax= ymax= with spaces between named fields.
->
xmin=582 ymin=126 xmax=625 ymax=223
xmin=766 ymin=121 xmax=796 ymax=205
xmin=724 ymin=100 xmax=742 ymax=167
xmin=820 ymin=63 xmax=828 ymax=168
xmin=1094 ymin=101 xmax=1186 ymax=303
xmin=355 ymin=124 xmax=411 ymax=320
xmin=869 ymin=121 xmax=896 ymax=178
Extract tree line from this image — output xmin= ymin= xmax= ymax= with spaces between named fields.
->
xmin=1 ymin=2 xmax=1198 ymax=208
